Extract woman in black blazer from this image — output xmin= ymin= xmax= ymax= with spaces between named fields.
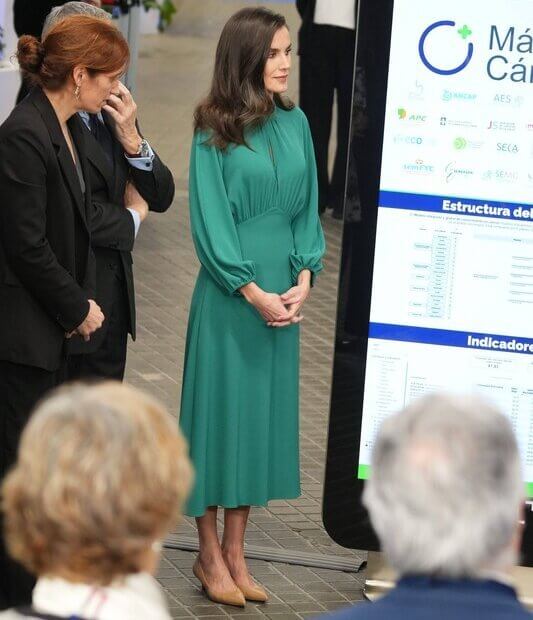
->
xmin=0 ymin=14 xmax=129 ymax=609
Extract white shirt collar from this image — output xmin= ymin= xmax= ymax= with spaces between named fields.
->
xmin=32 ymin=573 xmax=171 ymax=620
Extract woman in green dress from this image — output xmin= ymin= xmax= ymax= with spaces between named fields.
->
xmin=180 ymin=7 xmax=325 ymax=607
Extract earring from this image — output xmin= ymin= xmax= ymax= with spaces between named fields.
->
xmin=74 ymin=84 xmax=80 ymax=99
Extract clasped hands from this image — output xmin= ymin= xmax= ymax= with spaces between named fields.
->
xmin=241 ymin=270 xmax=311 ymax=328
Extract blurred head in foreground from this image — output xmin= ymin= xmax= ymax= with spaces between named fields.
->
xmin=364 ymin=393 xmax=524 ymax=578
xmin=2 ymin=382 xmax=192 ymax=585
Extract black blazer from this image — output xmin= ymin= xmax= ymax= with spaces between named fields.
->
xmin=13 ymin=0 xmax=69 ymax=37
xmin=67 ymin=114 xmax=175 ymax=354
xmin=296 ymin=0 xmax=358 ymax=55
xmin=0 ymin=88 xmax=94 ymax=371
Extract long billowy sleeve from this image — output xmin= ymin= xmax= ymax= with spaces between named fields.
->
xmin=188 ymin=131 xmax=256 ymax=295
xmin=289 ymin=112 xmax=326 ymax=286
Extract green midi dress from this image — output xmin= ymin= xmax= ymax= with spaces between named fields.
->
xmin=179 ymin=105 xmax=325 ymax=517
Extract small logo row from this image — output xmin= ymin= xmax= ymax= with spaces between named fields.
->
xmin=400 ymin=159 xmax=532 ymax=187
xmin=392 ymin=134 xmax=523 ymax=153
xmin=396 ymin=108 xmax=532 ymax=132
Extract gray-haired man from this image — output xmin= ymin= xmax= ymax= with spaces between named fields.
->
xmin=42 ymin=0 xmax=104 ymax=33
xmin=323 ymin=394 xmax=530 ymax=619
xmin=43 ymin=2 xmax=175 ymax=382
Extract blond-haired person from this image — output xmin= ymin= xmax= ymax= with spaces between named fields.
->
xmin=0 ymin=383 xmax=192 ymax=620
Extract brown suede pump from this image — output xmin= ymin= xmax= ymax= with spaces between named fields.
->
xmin=235 ymin=581 xmax=268 ymax=603
xmin=193 ymin=560 xmax=246 ymax=608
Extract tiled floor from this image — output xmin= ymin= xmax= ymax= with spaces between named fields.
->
xmin=126 ymin=1 xmax=367 ymax=616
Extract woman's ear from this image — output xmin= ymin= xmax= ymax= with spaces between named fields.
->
xmin=72 ymin=65 xmax=86 ymax=88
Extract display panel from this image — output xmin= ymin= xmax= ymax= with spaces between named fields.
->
xmin=358 ymin=0 xmax=533 ymax=491
xmin=324 ymin=0 xmax=533 ymax=559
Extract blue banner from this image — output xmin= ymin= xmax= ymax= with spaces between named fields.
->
xmin=379 ymin=190 xmax=533 ymax=222
xmin=369 ymin=322 xmax=533 ymax=354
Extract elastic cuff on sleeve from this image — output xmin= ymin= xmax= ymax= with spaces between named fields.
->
xmin=289 ymin=253 xmax=323 ymax=287
xmin=231 ymin=276 xmax=256 ymax=297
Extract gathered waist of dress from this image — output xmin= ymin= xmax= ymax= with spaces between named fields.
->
xmin=236 ymin=207 xmax=294 ymax=293
xmin=233 ymin=206 xmax=291 ymax=227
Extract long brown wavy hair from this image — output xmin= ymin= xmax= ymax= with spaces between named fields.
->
xmin=194 ymin=7 xmax=294 ymax=150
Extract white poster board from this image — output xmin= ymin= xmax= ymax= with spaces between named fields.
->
xmin=358 ymin=0 xmax=533 ymax=492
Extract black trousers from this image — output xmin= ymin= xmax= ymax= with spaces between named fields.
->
xmin=0 ymin=359 xmax=67 ymax=610
xmin=299 ymin=25 xmax=356 ymax=214
xmin=66 ymin=279 xmax=129 ymax=382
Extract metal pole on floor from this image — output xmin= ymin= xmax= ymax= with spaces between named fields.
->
xmin=362 ymin=551 xmax=394 ymax=601
xmin=164 ymin=534 xmax=366 ymax=573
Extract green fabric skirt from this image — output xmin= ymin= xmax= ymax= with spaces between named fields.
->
xmin=179 ymin=210 xmax=301 ymax=517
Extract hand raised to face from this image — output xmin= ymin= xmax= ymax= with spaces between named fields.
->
xmin=102 ymin=82 xmax=142 ymax=155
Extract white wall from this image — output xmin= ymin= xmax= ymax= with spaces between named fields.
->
xmin=0 ymin=0 xmax=20 ymax=123
xmin=1 ymin=0 xmax=17 ymax=58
